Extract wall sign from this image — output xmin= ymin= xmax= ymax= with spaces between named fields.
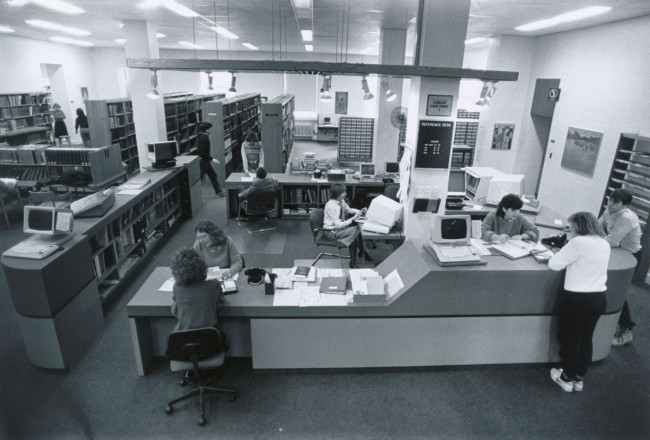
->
xmin=415 ymin=120 xmax=454 ymax=169
xmin=548 ymin=88 xmax=561 ymax=101
xmin=426 ymin=95 xmax=453 ymax=116
xmin=335 ymin=91 xmax=348 ymax=114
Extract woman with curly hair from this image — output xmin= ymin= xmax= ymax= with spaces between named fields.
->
xmin=193 ymin=220 xmax=243 ymax=279
xmin=481 ymin=193 xmax=539 ymax=243
xmin=170 ymin=248 xmax=224 ymax=332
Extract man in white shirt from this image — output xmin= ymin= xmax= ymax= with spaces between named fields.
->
xmin=598 ymin=189 xmax=642 ymax=347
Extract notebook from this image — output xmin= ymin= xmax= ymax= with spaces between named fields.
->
xmin=319 ymin=276 xmax=348 ymax=294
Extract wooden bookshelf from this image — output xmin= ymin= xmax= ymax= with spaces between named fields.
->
xmin=164 ymin=93 xmax=224 ymax=155
xmin=87 ymin=99 xmax=139 ymax=177
xmin=44 ymin=144 xmax=125 ymax=188
xmin=202 ymin=93 xmax=261 ymax=189
xmin=261 ymin=94 xmax=295 ymax=173
xmin=0 ymin=92 xmax=52 ymax=145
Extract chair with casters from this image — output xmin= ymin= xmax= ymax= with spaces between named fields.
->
xmin=165 ymin=327 xmax=236 ymax=426
xmin=238 ymin=189 xmax=278 ymax=234
xmin=28 ymin=190 xmax=73 ymax=207
xmin=308 ymin=208 xmax=350 ymax=267
xmin=1 ymin=191 xmax=23 ymax=229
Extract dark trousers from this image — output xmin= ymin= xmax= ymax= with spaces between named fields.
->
xmin=200 ymin=159 xmax=221 ymax=194
xmin=557 ymin=290 xmax=607 ymax=379
xmin=618 ymin=249 xmax=641 ymax=330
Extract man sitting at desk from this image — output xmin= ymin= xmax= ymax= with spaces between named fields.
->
xmin=242 ymin=131 xmax=264 ymax=176
xmin=237 ymin=167 xmax=278 ymax=221
xmin=481 ymin=193 xmax=539 ymax=243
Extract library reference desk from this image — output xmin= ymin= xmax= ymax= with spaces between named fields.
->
xmin=127 ymin=240 xmax=636 ymax=374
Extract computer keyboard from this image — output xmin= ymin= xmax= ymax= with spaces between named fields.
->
xmin=70 ymin=191 xmax=106 ymax=214
xmin=8 ymin=242 xmax=59 ymax=259
xmin=438 ymin=245 xmax=473 ymax=259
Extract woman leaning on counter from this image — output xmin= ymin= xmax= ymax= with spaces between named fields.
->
xmin=481 ymin=193 xmax=539 ymax=243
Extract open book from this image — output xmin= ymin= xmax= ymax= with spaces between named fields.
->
xmin=491 ymin=240 xmax=548 ymax=260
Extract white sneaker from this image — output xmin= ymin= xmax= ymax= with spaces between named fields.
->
xmin=550 ymin=368 xmax=573 ymax=392
xmin=573 ymin=375 xmax=584 ymax=392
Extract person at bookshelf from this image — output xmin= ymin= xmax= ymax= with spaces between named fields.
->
xmin=242 ymin=131 xmax=264 ymax=176
xmin=74 ymin=108 xmax=91 ymax=148
xmin=51 ymin=103 xmax=68 ymax=141
xmin=237 ymin=167 xmax=278 ymax=220
xmin=481 ymin=193 xmax=539 ymax=243
xmin=547 ymin=211 xmax=610 ymax=393
xmin=170 ymin=247 xmax=224 ymax=332
xmin=597 ymin=189 xmax=642 ymax=347
xmin=196 ymin=122 xmax=224 ymax=197
xmin=323 ymin=183 xmax=371 ymax=268
xmin=193 ymin=220 xmax=243 ymax=279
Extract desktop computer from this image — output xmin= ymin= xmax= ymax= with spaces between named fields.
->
xmin=424 ymin=214 xmax=485 ymax=266
xmin=360 ymin=195 xmax=402 ymax=234
xmin=5 ymin=205 xmax=75 ymax=259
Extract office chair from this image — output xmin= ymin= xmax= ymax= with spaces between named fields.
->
xmin=0 ymin=191 xmax=23 ymax=229
xmin=28 ymin=190 xmax=73 ymax=207
xmin=165 ymin=327 xmax=237 ymax=426
xmin=384 ymin=185 xmax=399 ymax=202
xmin=308 ymin=208 xmax=350 ymax=268
xmin=238 ymin=189 xmax=278 ymax=234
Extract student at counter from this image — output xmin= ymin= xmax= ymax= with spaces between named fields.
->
xmin=548 ymin=212 xmax=610 ymax=393
xmin=193 ymin=220 xmax=243 ymax=279
xmin=481 ymin=193 xmax=539 ymax=243
xmin=170 ymin=247 xmax=224 ymax=332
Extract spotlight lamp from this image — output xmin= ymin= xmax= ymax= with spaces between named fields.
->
xmin=361 ymin=76 xmax=374 ymax=101
xmin=382 ymin=77 xmax=397 ymax=102
xmin=206 ymin=71 xmax=213 ymax=90
xmin=229 ymin=72 xmax=237 ymax=93
xmin=320 ymin=75 xmax=332 ymax=101
xmin=147 ymin=70 xmax=160 ymax=99
xmin=476 ymin=80 xmax=498 ymax=107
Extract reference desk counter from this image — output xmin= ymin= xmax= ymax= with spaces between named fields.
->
xmin=127 ymin=240 xmax=635 ymax=374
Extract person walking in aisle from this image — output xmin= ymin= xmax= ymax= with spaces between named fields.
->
xmin=51 ymin=103 xmax=68 ymax=141
xmin=196 ymin=122 xmax=224 ymax=197
xmin=548 ymin=212 xmax=610 ymax=393
xmin=598 ymin=188 xmax=642 ymax=347
xmin=75 ymin=108 xmax=91 ymax=147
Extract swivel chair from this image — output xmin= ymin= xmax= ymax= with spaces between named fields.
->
xmin=308 ymin=208 xmax=350 ymax=268
xmin=165 ymin=327 xmax=237 ymax=426
xmin=238 ymin=189 xmax=278 ymax=234
xmin=0 ymin=190 xmax=23 ymax=229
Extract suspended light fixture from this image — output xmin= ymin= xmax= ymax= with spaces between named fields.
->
xmin=361 ymin=76 xmax=374 ymax=101
xmin=320 ymin=75 xmax=332 ymax=102
xmin=475 ymin=80 xmax=497 ymax=107
xmin=206 ymin=71 xmax=213 ymax=90
xmin=147 ymin=70 xmax=160 ymax=99
xmin=382 ymin=77 xmax=397 ymax=102
xmin=229 ymin=72 xmax=237 ymax=92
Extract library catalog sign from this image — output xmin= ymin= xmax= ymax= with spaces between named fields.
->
xmin=415 ymin=120 xmax=453 ymax=169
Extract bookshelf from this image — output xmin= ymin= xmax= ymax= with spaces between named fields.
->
xmin=164 ymin=93 xmax=224 ymax=155
xmin=0 ymin=92 xmax=52 ymax=146
xmin=601 ymin=133 xmax=650 ymax=280
xmin=44 ymin=144 xmax=125 ymax=188
xmin=87 ymin=99 xmax=139 ymax=177
xmin=261 ymin=94 xmax=295 ymax=173
xmin=338 ymin=117 xmax=375 ymax=163
xmin=202 ymin=93 xmax=262 ymax=189
xmin=449 ymin=109 xmax=481 ymax=191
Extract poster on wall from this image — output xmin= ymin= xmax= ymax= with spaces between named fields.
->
xmin=560 ymin=127 xmax=603 ymax=177
xmin=426 ymin=95 xmax=453 ymax=116
xmin=414 ymin=120 xmax=454 ymax=169
xmin=491 ymin=123 xmax=515 ymax=150
xmin=335 ymin=92 xmax=348 ymax=115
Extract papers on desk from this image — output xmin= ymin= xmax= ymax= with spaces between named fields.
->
xmin=273 ymin=289 xmax=301 ymax=306
xmin=470 ymin=238 xmax=493 ymax=256
xmin=311 ymin=176 xmax=328 ymax=183
xmin=272 ymin=268 xmax=294 ymax=289
xmin=241 ymin=176 xmax=254 ymax=182
xmin=159 ymin=277 xmax=175 ymax=291
xmin=206 ymin=266 xmax=239 ymax=281
xmin=349 ymin=269 xmax=380 ymax=295
xmin=491 ymin=240 xmax=547 ymax=260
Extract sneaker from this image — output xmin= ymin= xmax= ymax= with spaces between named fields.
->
xmin=550 ymin=368 xmax=574 ymax=392
xmin=573 ymin=375 xmax=584 ymax=392
xmin=612 ymin=329 xmax=633 ymax=347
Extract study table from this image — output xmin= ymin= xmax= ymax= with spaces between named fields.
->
xmin=126 ymin=239 xmax=636 ymax=375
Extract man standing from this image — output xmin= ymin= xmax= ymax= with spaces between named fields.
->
xmin=197 ymin=122 xmax=224 ymax=197
xmin=237 ymin=167 xmax=278 ymax=220
xmin=598 ymin=189 xmax=642 ymax=347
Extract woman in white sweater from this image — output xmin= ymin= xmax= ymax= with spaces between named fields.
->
xmin=548 ymin=211 xmax=610 ymax=393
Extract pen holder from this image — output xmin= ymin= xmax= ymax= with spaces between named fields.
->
xmin=264 ymin=273 xmax=277 ymax=295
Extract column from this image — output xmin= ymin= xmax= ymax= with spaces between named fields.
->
xmin=123 ymin=20 xmax=167 ymax=169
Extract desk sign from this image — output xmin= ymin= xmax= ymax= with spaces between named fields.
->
xmin=415 ymin=120 xmax=454 ymax=169
xmin=426 ymin=95 xmax=453 ymax=116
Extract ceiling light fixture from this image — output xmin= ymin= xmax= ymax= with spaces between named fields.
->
xmin=300 ymin=30 xmax=313 ymax=42
xmin=0 ymin=25 xmax=16 ymax=33
xmin=210 ymin=26 xmax=238 ymax=40
xmin=361 ymin=76 xmax=374 ymax=101
xmin=475 ymin=81 xmax=497 ymax=107
xmin=515 ymin=6 xmax=612 ymax=32
xmin=179 ymin=40 xmax=203 ymax=49
xmin=381 ymin=77 xmax=397 ymax=102
xmin=229 ymin=72 xmax=237 ymax=93
xmin=305 ymin=44 xmax=313 ymax=52
xmin=138 ymin=0 xmax=199 ymax=18
xmin=206 ymin=71 xmax=213 ymax=90
xmin=147 ymin=70 xmax=160 ymax=99
xmin=242 ymin=43 xmax=258 ymax=50
xmin=115 ymin=39 xmax=127 ymax=45
xmin=9 ymin=0 xmax=84 ymax=15
xmin=26 ymin=19 xmax=91 ymax=36
xmin=50 ymin=36 xmax=94 ymax=47
xmin=320 ymin=75 xmax=331 ymax=102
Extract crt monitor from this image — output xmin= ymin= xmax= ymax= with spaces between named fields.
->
xmin=430 ymin=214 xmax=471 ymax=245
xmin=23 ymin=205 xmax=74 ymax=236
xmin=366 ymin=195 xmax=402 ymax=227
xmin=147 ymin=141 xmax=178 ymax=165
xmin=485 ymin=174 xmax=524 ymax=205
xmin=385 ymin=161 xmax=400 ymax=174
xmin=359 ymin=163 xmax=376 ymax=178
xmin=323 ymin=117 xmax=331 ymax=124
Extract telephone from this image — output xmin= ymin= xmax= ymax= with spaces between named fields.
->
xmin=541 ymin=233 xmax=568 ymax=249
xmin=244 ymin=268 xmax=267 ymax=285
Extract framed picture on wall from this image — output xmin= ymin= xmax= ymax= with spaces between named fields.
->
xmin=560 ymin=127 xmax=603 ymax=177
xmin=491 ymin=123 xmax=515 ymax=150
xmin=426 ymin=95 xmax=453 ymax=116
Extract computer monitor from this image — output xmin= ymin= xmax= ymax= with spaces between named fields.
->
xmin=147 ymin=141 xmax=178 ymax=167
xmin=385 ymin=161 xmax=399 ymax=175
xmin=430 ymin=215 xmax=471 ymax=245
xmin=486 ymin=174 xmax=525 ymax=205
xmin=464 ymin=167 xmax=503 ymax=203
xmin=359 ymin=163 xmax=376 ymax=179
xmin=323 ymin=117 xmax=331 ymax=124
xmin=23 ymin=205 xmax=74 ymax=236
xmin=366 ymin=195 xmax=402 ymax=227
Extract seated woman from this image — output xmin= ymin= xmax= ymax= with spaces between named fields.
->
xmin=323 ymin=183 xmax=371 ymax=268
xmin=170 ymin=247 xmax=224 ymax=332
xmin=193 ymin=220 xmax=243 ymax=279
xmin=481 ymin=193 xmax=539 ymax=243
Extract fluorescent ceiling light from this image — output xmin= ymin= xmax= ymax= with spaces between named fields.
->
xmin=50 ymin=36 xmax=93 ymax=47
xmin=305 ymin=44 xmax=313 ymax=52
xmin=115 ymin=39 xmax=127 ymax=45
xmin=179 ymin=40 xmax=203 ymax=49
xmin=26 ymin=19 xmax=91 ymax=36
xmin=9 ymin=0 xmax=84 ymax=15
xmin=242 ymin=43 xmax=258 ymax=50
xmin=516 ymin=6 xmax=612 ymax=32
xmin=156 ymin=32 xmax=166 ymax=38
xmin=138 ymin=0 xmax=199 ymax=18
xmin=465 ymin=37 xmax=487 ymax=45
xmin=0 ymin=25 xmax=16 ymax=33
xmin=210 ymin=26 xmax=239 ymax=39
xmin=301 ymin=30 xmax=313 ymax=42
xmin=293 ymin=0 xmax=312 ymax=8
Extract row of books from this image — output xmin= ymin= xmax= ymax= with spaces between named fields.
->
xmin=0 ymin=166 xmax=48 ymax=181
xmin=44 ymin=147 xmax=101 ymax=165
xmin=0 ymin=145 xmax=48 ymax=164
xmin=108 ymin=114 xmax=133 ymax=128
xmin=107 ymin=101 xmax=132 ymax=116
xmin=0 ymin=93 xmax=49 ymax=107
